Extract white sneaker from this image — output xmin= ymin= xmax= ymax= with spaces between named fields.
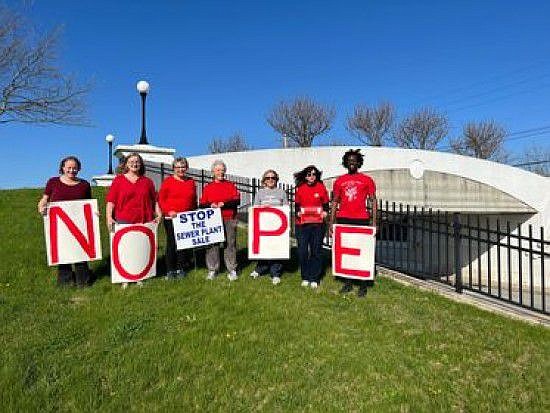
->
xmin=272 ymin=276 xmax=281 ymax=285
xmin=206 ymin=271 xmax=216 ymax=280
xmin=228 ymin=270 xmax=238 ymax=281
xmin=301 ymin=280 xmax=310 ymax=287
xmin=310 ymin=281 xmax=318 ymax=289
xmin=121 ymin=282 xmax=128 ymax=289
xmin=250 ymin=271 xmax=260 ymax=279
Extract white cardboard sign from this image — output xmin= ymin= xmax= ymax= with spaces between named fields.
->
xmin=110 ymin=222 xmax=158 ymax=283
xmin=172 ymin=208 xmax=225 ymax=250
xmin=44 ymin=199 xmax=102 ymax=266
xmin=332 ymin=224 xmax=376 ymax=280
xmin=248 ymin=205 xmax=290 ymax=260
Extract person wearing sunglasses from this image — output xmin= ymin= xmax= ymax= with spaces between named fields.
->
xmin=158 ymin=157 xmax=197 ymax=279
xmin=329 ymin=149 xmax=377 ymax=297
xmin=249 ymin=169 xmax=288 ymax=285
xmin=293 ymin=165 xmax=329 ymax=289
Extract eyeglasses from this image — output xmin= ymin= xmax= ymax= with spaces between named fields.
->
xmin=264 ymin=176 xmax=277 ymax=181
xmin=306 ymin=171 xmax=317 ymax=177
xmin=174 ymin=166 xmax=187 ymax=169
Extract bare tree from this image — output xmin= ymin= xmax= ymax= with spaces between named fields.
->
xmin=393 ymin=107 xmax=448 ymax=150
xmin=450 ymin=120 xmax=508 ymax=161
xmin=514 ymin=144 xmax=550 ymax=176
xmin=0 ymin=5 xmax=90 ymax=126
xmin=347 ymin=101 xmax=394 ymax=146
xmin=208 ymin=133 xmax=251 ymax=153
xmin=266 ymin=96 xmax=335 ymax=147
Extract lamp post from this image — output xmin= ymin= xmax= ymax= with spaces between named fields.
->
xmin=105 ymin=134 xmax=115 ymax=174
xmin=136 ymin=80 xmax=150 ymax=145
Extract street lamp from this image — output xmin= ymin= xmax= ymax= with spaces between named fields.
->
xmin=136 ymin=80 xmax=150 ymax=145
xmin=105 ymin=134 xmax=115 ymax=174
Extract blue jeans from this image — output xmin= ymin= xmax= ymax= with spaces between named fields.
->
xmin=296 ymin=224 xmax=325 ymax=282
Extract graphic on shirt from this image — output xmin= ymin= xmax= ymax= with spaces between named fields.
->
xmin=344 ymin=185 xmax=358 ymax=202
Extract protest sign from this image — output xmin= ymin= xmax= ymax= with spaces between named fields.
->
xmin=173 ymin=208 xmax=225 ymax=250
xmin=44 ymin=199 xmax=102 ymax=266
xmin=110 ymin=222 xmax=157 ymax=283
xmin=332 ymin=224 xmax=376 ymax=280
xmin=248 ymin=205 xmax=290 ymax=259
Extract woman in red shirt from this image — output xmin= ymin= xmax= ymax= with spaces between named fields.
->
xmin=37 ymin=156 xmax=93 ymax=287
xmin=106 ymin=153 xmax=161 ymax=288
xmin=158 ymin=157 xmax=197 ymax=279
xmin=199 ymin=160 xmax=240 ymax=281
xmin=294 ymin=165 xmax=329 ymax=289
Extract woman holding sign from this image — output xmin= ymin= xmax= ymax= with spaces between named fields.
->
xmin=106 ymin=153 xmax=161 ymax=288
xmin=37 ymin=156 xmax=93 ymax=287
xmin=158 ymin=157 xmax=197 ymax=279
xmin=199 ymin=160 xmax=240 ymax=281
xmin=249 ymin=169 xmax=288 ymax=285
xmin=294 ymin=165 xmax=329 ymax=289
xmin=329 ymin=149 xmax=377 ymax=297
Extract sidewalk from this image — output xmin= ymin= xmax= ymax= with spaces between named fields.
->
xmin=379 ymin=266 xmax=550 ymax=328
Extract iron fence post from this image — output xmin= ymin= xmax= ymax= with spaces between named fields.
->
xmin=453 ymin=213 xmax=463 ymax=293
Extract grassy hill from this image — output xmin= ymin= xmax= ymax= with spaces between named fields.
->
xmin=0 ymin=188 xmax=548 ymax=411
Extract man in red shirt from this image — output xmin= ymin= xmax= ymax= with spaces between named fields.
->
xmin=330 ymin=149 xmax=377 ymax=297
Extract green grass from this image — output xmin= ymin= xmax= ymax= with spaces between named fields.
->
xmin=0 ymin=188 xmax=548 ymax=412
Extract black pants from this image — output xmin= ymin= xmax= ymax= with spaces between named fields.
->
xmin=255 ymin=260 xmax=283 ymax=278
xmin=336 ymin=217 xmax=372 ymax=291
xmin=58 ymin=263 xmax=91 ymax=287
xmin=296 ymin=224 xmax=325 ymax=282
xmin=163 ymin=219 xmax=192 ymax=274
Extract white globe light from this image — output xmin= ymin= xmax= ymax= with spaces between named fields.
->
xmin=105 ymin=134 xmax=114 ymax=143
xmin=136 ymin=80 xmax=150 ymax=94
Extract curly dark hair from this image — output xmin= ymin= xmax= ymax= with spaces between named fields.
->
xmin=293 ymin=165 xmax=323 ymax=186
xmin=342 ymin=149 xmax=364 ymax=168
xmin=58 ymin=156 xmax=82 ymax=174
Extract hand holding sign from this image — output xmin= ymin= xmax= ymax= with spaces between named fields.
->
xmin=332 ymin=224 xmax=376 ymax=280
xmin=248 ymin=205 xmax=290 ymax=260
xmin=172 ymin=208 xmax=225 ymax=250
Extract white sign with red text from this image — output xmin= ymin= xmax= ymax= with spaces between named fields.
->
xmin=332 ymin=224 xmax=376 ymax=280
xmin=248 ymin=205 xmax=290 ymax=260
xmin=110 ymin=222 xmax=158 ymax=283
xmin=44 ymin=200 xmax=102 ymax=266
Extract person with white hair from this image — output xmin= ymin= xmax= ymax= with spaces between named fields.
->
xmin=199 ymin=160 xmax=241 ymax=281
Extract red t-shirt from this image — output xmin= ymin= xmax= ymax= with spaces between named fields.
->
xmin=199 ymin=179 xmax=240 ymax=221
xmin=294 ymin=181 xmax=329 ymax=225
xmin=106 ymin=174 xmax=157 ymax=223
xmin=44 ymin=177 xmax=91 ymax=202
xmin=332 ymin=173 xmax=376 ymax=219
xmin=158 ymin=176 xmax=197 ymax=215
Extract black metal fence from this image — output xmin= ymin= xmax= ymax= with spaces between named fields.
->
xmin=147 ymin=162 xmax=549 ymax=315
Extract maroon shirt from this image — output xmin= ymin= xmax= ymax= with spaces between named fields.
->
xmin=44 ymin=177 xmax=92 ymax=202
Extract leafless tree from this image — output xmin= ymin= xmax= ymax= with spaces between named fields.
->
xmin=393 ymin=107 xmax=448 ymax=150
xmin=450 ymin=120 xmax=508 ymax=161
xmin=0 ymin=5 xmax=90 ymax=126
xmin=266 ymin=96 xmax=335 ymax=147
xmin=208 ymin=133 xmax=251 ymax=153
xmin=514 ymin=144 xmax=550 ymax=176
xmin=347 ymin=101 xmax=394 ymax=146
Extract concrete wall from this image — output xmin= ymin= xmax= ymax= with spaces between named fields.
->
xmin=187 ymin=146 xmax=550 ymax=230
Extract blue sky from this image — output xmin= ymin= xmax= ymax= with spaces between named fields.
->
xmin=2 ymin=0 xmax=550 ymax=188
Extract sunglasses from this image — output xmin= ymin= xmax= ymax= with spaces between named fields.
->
xmin=306 ymin=171 xmax=317 ymax=177
xmin=264 ymin=176 xmax=277 ymax=181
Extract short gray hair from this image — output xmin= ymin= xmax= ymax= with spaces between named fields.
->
xmin=173 ymin=157 xmax=188 ymax=168
xmin=211 ymin=159 xmax=226 ymax=172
